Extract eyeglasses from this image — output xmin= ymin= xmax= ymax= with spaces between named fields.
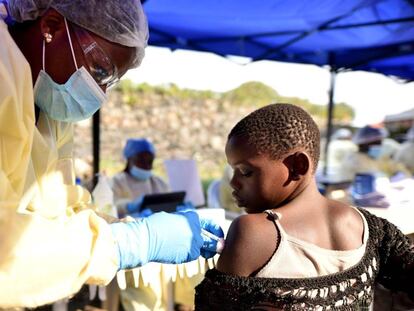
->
xmin=71 ymin=23 xmax=120 ymax=87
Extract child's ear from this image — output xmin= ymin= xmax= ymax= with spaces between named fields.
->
xmin=283 ymin=152 xmax=310 ymax=182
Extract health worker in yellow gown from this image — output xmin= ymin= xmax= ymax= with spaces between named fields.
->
xmin=0 ymin=0 xmax=223 ymax=308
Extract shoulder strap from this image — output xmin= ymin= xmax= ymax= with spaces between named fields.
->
xmin=250 ymin=210 xmax=282 ymax=277
xmin=264 ymin=209 xmax=279 ymax=221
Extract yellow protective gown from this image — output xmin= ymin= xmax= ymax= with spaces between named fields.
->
xmin=0 ymin=19 xmax=118 ymax=308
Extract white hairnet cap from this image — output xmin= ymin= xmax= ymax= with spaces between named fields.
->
xmin=352 ymin=126 xmax=386 ymax=145
xmin=8 ymin=0 xmax=148 ymax=68
xmin=406 ymin=125 xmax=414 ymax=141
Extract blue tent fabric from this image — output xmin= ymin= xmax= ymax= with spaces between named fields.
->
xmin=144 ymin=0 xmax=414 ymax=80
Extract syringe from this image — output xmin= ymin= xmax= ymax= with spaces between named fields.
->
xmin=201 ymin=229 xmax=225 ymax=253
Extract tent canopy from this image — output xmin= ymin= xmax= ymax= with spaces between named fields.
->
xmin=92 ymin=0 xmax=414 ymax=181
xmin=144 ymin=0 xmax=414 ymax=80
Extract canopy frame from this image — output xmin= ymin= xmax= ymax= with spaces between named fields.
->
xmin=92 ymin=1 xmax=414 ymax=179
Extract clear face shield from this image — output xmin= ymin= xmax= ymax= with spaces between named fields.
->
xmin=71 ymin=23 xmax=120 ymax=88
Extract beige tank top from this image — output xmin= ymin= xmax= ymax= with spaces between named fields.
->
xmin=256 ymin=207 xmax=368 ymax=279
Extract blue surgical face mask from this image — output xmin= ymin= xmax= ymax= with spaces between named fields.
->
xmin=33 ymin=18 xmax=107 ymax=122
xmin=130 ymin=166 xmax=152 ymax=181
xmin=367 ymin=144 xmax=382 ymax=159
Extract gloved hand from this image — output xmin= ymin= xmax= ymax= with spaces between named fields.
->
xmin=175 ymin=202 xmax=224 ymax=258
xmin=176 ymin=201 xmax=196 ymax=212
xmin=130 ymin=208 xmax=153 ymax=218
xmin=126 ymin=195 xmax=144 ymax=214
xmin=110 ymin=210 xmax=204 ymax=270
xmin=200 ymin=218 xmax=224 ymax=258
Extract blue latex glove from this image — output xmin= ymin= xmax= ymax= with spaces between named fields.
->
xmin=200 ymin=218 xmax=224 ymax=258
xmin=126 ymin=195 xmax=144 ymax=214
xmin=130 ymin=208 xmax=153 ymax=218
xmin=176 ymin=202 xmax=224 ymax=258
xmin=176 ymin=201 xmax=196 ymax=212
xmin=110 ymin=210 xmax=204 ymax=270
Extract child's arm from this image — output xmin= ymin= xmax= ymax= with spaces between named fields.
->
xmin=377 ymin=219 xmax=414 ymax=299
xmin=216 ymin=213 xmax=279 ymax=276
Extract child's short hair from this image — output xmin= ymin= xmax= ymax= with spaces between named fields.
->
xmin=228 ymin=103 xmax=320 ymax=171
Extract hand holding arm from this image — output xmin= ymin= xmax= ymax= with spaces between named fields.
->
xmin=176 ymin=202 xmax=225 ymax=258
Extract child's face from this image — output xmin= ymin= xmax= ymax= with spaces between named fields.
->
xmin=225 ymin=135 xmax=292 ymax=214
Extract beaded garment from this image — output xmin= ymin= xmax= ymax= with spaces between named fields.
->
xmin=195 ymin=209 xmax=414 ymax=310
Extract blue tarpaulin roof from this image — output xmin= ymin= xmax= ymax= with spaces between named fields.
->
xmin=143 ymin=0 xmax=414 ymax=80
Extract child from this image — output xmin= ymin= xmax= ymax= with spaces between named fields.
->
xmin=195 ymin=104 xmax=414 ymax=310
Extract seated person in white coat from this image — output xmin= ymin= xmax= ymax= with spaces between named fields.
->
xmin=112 ymin=138 xmax=169 ymax=218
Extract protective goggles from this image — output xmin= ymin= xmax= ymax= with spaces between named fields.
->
xmin=71 ymin=23 xmax=119 ymax=87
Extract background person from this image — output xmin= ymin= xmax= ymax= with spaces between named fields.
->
xmin=342 ymin=125 xmax=408 ymax=180
xmin=0 ymin=0 xmax=222 ymax=307
xmin=112 ymin=138 xmax=169 ymax=219
xmin=394 ymin=125 xmax=414 ymax=175
xmin=380 ymin=136 xmax=401 ymax=160
xmin=324 ymin=128 xmax=357 ymax=182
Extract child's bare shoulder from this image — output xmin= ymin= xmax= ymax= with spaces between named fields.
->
xmin=217 ymin=213 xmax=278 ymax=277
xmin=327 ymin=201 xmax=365 ymax=249
xmin=329 ymin=201 xmax=364 ymax=229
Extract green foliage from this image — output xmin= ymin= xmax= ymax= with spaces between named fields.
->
xmin=135 ymin=82 xmax=154 ymax=94
xmin=222 ymin=81 xmax=279 ymax=107
xmin=278 ymin=95 xmax=315 ymax=111
xmin=112 ymin=80 xmax=149 ymax=106
xmin=163 ymin=83 xmax=217 ymax=100
xmin=333 ymin=102 xmax=355 ymax=121
xmin=112 ymin=79 xmax=355 ymax=122
xmin=113 ymin=80 xmax=217 ymax=105
xmin=220 ymin=82 xmax=354 ymax=123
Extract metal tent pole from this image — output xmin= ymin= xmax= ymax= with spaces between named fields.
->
xmin=323 ymin=68 xmax=337 ymax=176
xmin=92 ymin=110 xmax=100 ymax=187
